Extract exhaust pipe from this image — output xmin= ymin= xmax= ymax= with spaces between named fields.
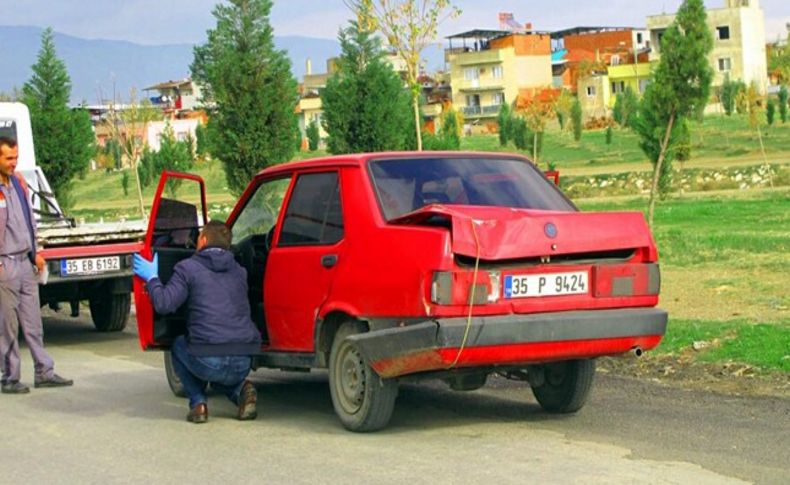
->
xmin=631 ymin=346 xmax=643 ymax=358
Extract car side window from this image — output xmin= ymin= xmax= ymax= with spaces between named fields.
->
xmin=279 ymin=172 xmax=344 ymax=246
xmin=232 ymin=177 xmax=291 ymax=241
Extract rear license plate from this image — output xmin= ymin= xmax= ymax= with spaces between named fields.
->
xmin=504 ymin=271 xmax=588 ymax=299
xmin=60 ymin=256 xmax=121 ymax=276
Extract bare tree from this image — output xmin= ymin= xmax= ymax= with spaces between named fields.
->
xmin=344 ymin=0 xmax=461 ymax=151
xmin=103 ymin=89 xmax=161 ymax=218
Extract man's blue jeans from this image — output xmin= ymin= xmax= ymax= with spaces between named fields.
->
xmin=170 ymin=335 xmax=252 ymax=409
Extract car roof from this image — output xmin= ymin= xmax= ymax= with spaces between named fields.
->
xmin=255 ymin=151 xmax=533 ymax=178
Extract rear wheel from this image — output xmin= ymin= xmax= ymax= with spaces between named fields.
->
xmin=164 ymin=351 xmax=186 ymax=397
xmin=89 ymin=293 xmax=130 ymax=332
xmin=329 ymin=321 xmax=398 ymax=432
xmin=531 ymin=359 xmax=595 ymax=413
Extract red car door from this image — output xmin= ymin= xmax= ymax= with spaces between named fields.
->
xmin=134 ymin=171 xmax=207 ymax=350
xmin=264 ymin=170 xmax=346 ymax=352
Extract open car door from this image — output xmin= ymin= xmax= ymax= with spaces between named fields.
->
xmin=134 ymin=171 xmax=207 ymax=350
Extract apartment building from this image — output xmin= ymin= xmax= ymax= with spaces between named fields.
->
xmin=446 ymin=29 xmax=553 ymax=125
xmin=647 ymin=0 xmax=767 ymax=93
xmin=143 ymin=78 xmax=203 ymax=114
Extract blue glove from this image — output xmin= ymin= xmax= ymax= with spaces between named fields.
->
xmin=133 ymin=253 xmax=159 ymax=282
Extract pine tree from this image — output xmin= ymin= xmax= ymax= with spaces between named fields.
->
xmin=321 ymin=21 xmax=411 ymax=154
xmin=191 ymin=0 xmax=298 ymax=195
xmin=633 ymin=0 xmax=713 ymax=224
xmin=22 ymin=28 xmax=94 ymax=204
xmin=766 ymin=98 xmax=776 ymax=126
xmin=497 ymin=103 xmax=512 ymax=146
xmin=778 ymin=85 xmax=788 ymax=123
xmin=306 ymin=119 xmax=320 ymax=151
xmin=571 ymin=98 xmax=583 ymax=142
xmin=613 ymin=87 xmax=638 ymax=128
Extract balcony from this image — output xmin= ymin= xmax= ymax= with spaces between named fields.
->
xmin=461 ymin=105 xmax=502 ymax=118
xmin=452 ymin=48 xmax=505 ymax=66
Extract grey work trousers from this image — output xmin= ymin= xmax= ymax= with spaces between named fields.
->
xmin=0 ymin=255 xmax=55 ymax=383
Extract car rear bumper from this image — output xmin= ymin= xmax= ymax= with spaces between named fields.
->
xmin=349 ymin=308 xmax=668 ymax=378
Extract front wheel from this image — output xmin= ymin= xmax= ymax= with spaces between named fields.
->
xmin=531 ymin=359 xmax=595 ymax=413
xmin=329 ymin=321 xmax=398 ymax=432
xmin=89 ymin=293 xmax=130 ymax=332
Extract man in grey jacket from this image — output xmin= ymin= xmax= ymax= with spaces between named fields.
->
xmin=0 ymin=136 xmax=72 ymax=394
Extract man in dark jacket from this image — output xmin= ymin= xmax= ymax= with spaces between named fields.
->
xmin=133 ymin=221 xmax=261 ymax=424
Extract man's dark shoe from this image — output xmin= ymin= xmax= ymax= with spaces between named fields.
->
xmin=1 ymin=381 xmax=30 ymax=394
xmin=237 ymin=380 xmax=257 ymax=421
xmin=34 ymin=374 xmax=74 ymax=388
xmin=187 ymin=403 xmax=208 ymax=424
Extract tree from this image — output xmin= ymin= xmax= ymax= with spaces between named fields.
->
xmin=520 ymin=99 xmax=553 ymax=163
xmin=345 ymin=0 xmax=461 ymax=151
xmin=195 ymin=122 xmax=210 ymax=157
xmin=571 ymin=98 xmax=583 ymax=142
xmin=511 ymin=116 xmax=530 ymax=151
xmin=719 ymin=75 xmax=743 ymax=116
xmin=745 ymin=83 xmax=768 ymax=164
xmin=555 ymin=90 xmax=574 ymax=132
xmin=121 ymin=171 xmax=130 ymax=196
xmin=605 ymin=125 xmax=613 ymax=145
xmin=104 ymin=91 xmax=161 ymax=217
xmin=306 ymin=118 xmax=320 ymax=151
xmin=778 ymin=85 xmax=788 ymax=123
xmin=766 ymin=98 xmax=776 ymax=126
xmin=439 ymin=106 xmax=462 ymax=149
xmin=497 ymin=102 xmax=512 ymax=146
xmin=613 ymin=87 xmax=638 ymax=127
xmin=321 ymin=21 xmax=411 ymax=154
xmin=21 ymin=28 xmax=94 ymax=206
xmin=153 ymin=125 xmax=196 ymax=197
xmin=633 ymin=0 xmax=713 ymax=225
xmin=192 ymin=0 xmax=298 ymax=195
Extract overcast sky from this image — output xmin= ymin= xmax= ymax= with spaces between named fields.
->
xmin=1 ymin=0 xmax=788 ymax=45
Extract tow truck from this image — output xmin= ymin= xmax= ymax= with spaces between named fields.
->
xmin=1 ymin=102 xmax=144 ymax=331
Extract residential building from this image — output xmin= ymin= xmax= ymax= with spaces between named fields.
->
xmin=647 ymin=0 xmax=768 ymax=93
xmin=143 ymin=78 xmax=203 ymax=114
xmin=297 ymin=58 xmax=332 ymax=142
xmin=446 ymin=29 xmax=553 ymax=128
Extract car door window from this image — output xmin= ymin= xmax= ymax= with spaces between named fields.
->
xmin=279 ymin=172 xmax=344 ymax=246
xmin=232 ymin=177 xmax=291 ymax=241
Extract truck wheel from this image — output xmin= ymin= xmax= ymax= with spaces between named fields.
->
xmin=89 ymin=293 xmax=131 ymax=332
xmin=329 ymin=321 xmax=398 ymax=432
xmin=164 ymin=351 xmax=186 ymax=397
xmin=531 ymin=359 xmax=595 ymax=413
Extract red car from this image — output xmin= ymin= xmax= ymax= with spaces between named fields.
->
xmin=134 ymin=152 xmax=667 ymax=432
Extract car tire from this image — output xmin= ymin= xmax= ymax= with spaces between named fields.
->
xmin=329 ymin=321 xmax=398 ymax=432
xmin=531 ymin=359 xmax=595 ymax=413
xmin=164 ymin=351 xmax=186 ymax=397
xmin=89 ymin=293 xmax=130 ymax=332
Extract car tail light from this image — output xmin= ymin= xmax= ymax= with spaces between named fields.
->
xmin=431 ymin=270 xmax=501 ymax=305
xmin=593 ymin=263 xmax=660 ymax=297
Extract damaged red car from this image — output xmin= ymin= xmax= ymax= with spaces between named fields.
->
xmin=133 ymin=152 xmax=667 ymax=432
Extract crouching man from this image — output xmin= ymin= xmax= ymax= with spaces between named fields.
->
xmin=133 ymin=221 xmax=261 ymax=424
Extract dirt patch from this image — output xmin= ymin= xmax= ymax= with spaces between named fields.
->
xmin=599 ymin=353 xmax=790 ymax=398
xmin=660 ymin=265 xmax=789 ymax=322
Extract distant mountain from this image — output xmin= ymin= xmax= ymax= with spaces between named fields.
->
xmin=0 ymin=25 xmax=447 ymax=105
xmin=0 ymin=26 xmax=341 ymax=104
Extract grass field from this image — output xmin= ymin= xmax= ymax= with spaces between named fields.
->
xmin=66 ymin=114 xmax=789 ymax=372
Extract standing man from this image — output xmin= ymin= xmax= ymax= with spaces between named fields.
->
xmin=0 ymin=136 xmax=72 ymax=394
xmin=133 ymin=221 xmax=260 ymax=423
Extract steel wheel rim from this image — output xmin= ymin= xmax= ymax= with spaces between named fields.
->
xmin=335 ymin=340 xmax=366 ymax=415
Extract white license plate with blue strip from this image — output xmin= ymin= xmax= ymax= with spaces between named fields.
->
xmin=504 ymin=271 xmax=588 ymax=299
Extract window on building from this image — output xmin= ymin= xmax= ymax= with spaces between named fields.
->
xmin=716 ymin=26 xmax=730 ymax=40
xmin=492 ymin=65 xmax=504 ymax=79
xmin=610 ymin=55 xmax=621 ymax=66
xmin=718 ymin=58 xmax=732 ymax=72
xmin=639 ymin=78 xmax=649 ymax=94
xmin=466 ymin=94 xmax=481 ymax=107
xmin=586 ymin=86 xmax=596 ymax=97
xmin=611 ymin=81 xmax=626 ymax=94
xmin=464 ymin=68 xmax=479 ymax=81
xmin=492 ymin=92 xmax=505 ymax=105
xmin=636 ymin=33 xmax=643 ymax=44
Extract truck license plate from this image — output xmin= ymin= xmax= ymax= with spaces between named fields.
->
xmin=60 ymin=256 xmax=121 ymax=276
xmin=504 ymin=271 xmax=588 ymax=298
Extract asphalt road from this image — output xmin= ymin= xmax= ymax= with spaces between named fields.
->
xmin=1 ymin=312 xmax=788 ymax=484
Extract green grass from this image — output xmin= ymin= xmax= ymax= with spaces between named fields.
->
xmin=461 ymin=114 xmax=790 ymax=171
xmin=657 ymin=318 xmax=790 ymax=372
xmin=577 ymin=190 xmax=790 ymax=269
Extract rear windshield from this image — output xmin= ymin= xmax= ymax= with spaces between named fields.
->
xmin=369 ymin=157 xmax=576 ymax=220
xmin=0 ymin=119 xmax=17 ymax=141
